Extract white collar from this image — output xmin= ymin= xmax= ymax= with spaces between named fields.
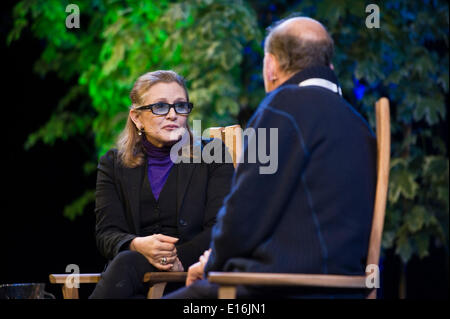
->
xmin=298 ymin=78 xmax=342 ymax=96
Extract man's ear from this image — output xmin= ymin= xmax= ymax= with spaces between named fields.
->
xmin=265 ymin=53 xmax=278 ymax=81
xmin=329 ymin=63 xmax=334 ymax=70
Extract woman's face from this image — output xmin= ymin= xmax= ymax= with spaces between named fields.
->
xmin=131 ymin=82 xmax=188 ymax=147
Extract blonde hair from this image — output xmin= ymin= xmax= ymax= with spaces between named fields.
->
xmin=117 ymin=70 xmax=190 ymax=168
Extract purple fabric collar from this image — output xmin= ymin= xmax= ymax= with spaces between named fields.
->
xmin=142 ymin=136 xmax=174 ymax=200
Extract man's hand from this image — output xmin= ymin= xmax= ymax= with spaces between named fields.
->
xmin=185 ymin=261 xmax=203 ymax=286
xmin=199 ymin=249 xmax=211 ymax=266
xmin=185 ymin=249 xmax=211 ymax=286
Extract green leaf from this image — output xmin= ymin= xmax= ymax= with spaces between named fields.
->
xmin=413 ymin=95 xmax=446 ymax=125
xmin=395 ymin=231 xmax=414 ymax=264
xmin=389 ymin=167 xmax=419 ymax=202
xmin=382 ymin=230 xmax=396 ymax=249
xmin=423 ymin=156 xmax=448 ymax=179
xmin=405 ymin=205 xmax=426 ymax=233
xmin=414 ymin=232 xmax=430 ymax=259
xmin=83 ymin=161 xmax=97 ymax=175
xmin=63 ymin=190 xmax=96 ymax=221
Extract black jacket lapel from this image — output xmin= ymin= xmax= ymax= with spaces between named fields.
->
xmin=176 ymin=161 xmax=196 ymax=216
xmin=175 ymin=139 xmax=204 ymax=215
xmin=121 ymin=163 xmax=145 ymax=235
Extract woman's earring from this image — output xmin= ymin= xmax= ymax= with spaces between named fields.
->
xmin=138 ymin=127 xmax=143 ymax=136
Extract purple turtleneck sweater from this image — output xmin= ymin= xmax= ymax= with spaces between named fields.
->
xmin=142 ymin=136 xmax=174 ymax=200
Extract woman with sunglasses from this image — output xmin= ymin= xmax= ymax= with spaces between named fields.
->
xmin=90 ymin=70 xmax=234 ymax=298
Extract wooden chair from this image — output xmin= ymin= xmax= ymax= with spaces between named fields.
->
xmin=207 ymin=97 xmax=391 ymax=299
xmin=49 ymin=124 xmax=243 ymax=299
xmin=209 ymin=124 xmax=243 ymax=168
xmin=49 ymin=273 xmax=100 ymax=299
xmin=48 ymin=271 xmax=188 ymax=299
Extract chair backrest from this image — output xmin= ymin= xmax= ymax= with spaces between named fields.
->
xmin=366 ymin=97 xmax=391 ymax=296
xmin=209 ymin=125 xmax=243 ymax=168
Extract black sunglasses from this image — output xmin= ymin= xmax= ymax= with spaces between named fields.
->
xmin=135 ymin=102 xmax=193 ymax=115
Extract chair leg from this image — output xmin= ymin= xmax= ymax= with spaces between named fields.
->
xmin=62 ymin=285 xmax=79 ymax=299
xmin=146 ymin=282 xmax=167 ymax=299
xmin=367 ymin=289 xmax=377 ymax=299
xmin=218 ymin=286 xmax=237 ymax=299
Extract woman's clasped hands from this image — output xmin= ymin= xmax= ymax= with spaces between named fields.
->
xmin=130 ymin=234 xmax=184 ymax=271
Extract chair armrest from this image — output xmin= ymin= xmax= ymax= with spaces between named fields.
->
xmin=208 ymin=272 xmax=367 ymax=289
xmin=143 ymin=272 xmax=187 ymax=285
xmin=49 ymin=273 xmax=101 ymax=284
xmin=49 ymin=273 xmax=101 ymax=299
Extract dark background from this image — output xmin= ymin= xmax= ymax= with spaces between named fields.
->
xmin=1 ymin=0 xmax=448 ymax=299
xmin=1 ymin=0 xmax=103 ymax=299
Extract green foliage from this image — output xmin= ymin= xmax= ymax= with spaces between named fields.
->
xmin=8 ymin=0 xmax=262 ymax=218
xmin=8 ymin=0 xmax=449 ymax=264
xmin=63 ymin=189 xmax=95 ymax=221
xmin=293 ymin=0 xmax=449 ymax=263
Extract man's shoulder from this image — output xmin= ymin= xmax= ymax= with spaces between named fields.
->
xmin=268 ymin=82 xmax=344 ymax=107
xmin=256 ymin=83 xmax=373 ymax=134
xmin=257 ymin=84 xmax=322 ymax=123
xmin=263 ymin=84 xmax=303 ymax=107
xmin=261 ymin=84 xmax=331 ymax=117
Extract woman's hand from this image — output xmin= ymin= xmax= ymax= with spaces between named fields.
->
xmin=169 ymin=257 xmax=185 ymax=272
xmin=130 ymin=234 xmax=179 ymax=271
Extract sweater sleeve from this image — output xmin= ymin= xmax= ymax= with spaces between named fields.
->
xmin=94 ymin=150 xmax=137 ymax=260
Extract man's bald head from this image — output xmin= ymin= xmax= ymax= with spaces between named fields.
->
xmin=264 ymin=16 xmax=334 ymax=74
xmin=272 ymin=17 xmax=330 ymax=41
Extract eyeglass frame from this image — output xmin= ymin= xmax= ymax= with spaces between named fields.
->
xmin=134 ymin=101 xmax=194 ymax=115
